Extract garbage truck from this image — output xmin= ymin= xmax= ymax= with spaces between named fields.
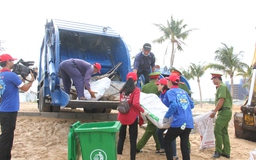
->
xmin=37 ymin=19 xmax=131 ymax=113
xmin=234 ymin=44 xmax=256 ymax=142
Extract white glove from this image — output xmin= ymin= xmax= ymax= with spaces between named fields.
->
xmin=163 ymin=117 xmax=169 ymax=124
xmin=142 ymin=110 xmax=148 ymax=116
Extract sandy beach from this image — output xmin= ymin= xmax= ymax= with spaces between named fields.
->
xmin=8 ymin=102 xmax=256 ymax=160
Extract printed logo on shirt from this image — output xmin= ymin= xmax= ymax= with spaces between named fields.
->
xmin=0 ymin=79 xmax=5 ymax=98
xmin=177 ymin=93 xmax=189 ymax=110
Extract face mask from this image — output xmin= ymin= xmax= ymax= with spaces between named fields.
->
xmin=142 ymin=52 xmax=149 ymax=56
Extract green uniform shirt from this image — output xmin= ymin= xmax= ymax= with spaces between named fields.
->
xmin=215 ymin=82 xmax=233 ymax=108
xmin=141 ymin=81 xmax=159 ymax=96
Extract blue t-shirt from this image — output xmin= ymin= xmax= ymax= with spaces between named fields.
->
xmin=0 ymin=71 xmax=23 ymax=112
xmin=164 ymin=88 xmax=194 ymax=129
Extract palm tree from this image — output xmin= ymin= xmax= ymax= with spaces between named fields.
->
xmin=180 ymin=67 xmax=192 ymax=80
xmin=205 ymin=43 xmax=247 ymax=98
xmin=189 ymin=62 xmax=206 ymax=107
xmin=153 ymin=16 xmax=195 ymax=67
xmin=236 ymin=63 xmax=252 ymax=89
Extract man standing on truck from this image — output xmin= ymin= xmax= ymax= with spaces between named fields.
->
xmin=59 ymin=59 xmax=101 ymax=100
xmin=209 ymin=73 xmax=232 ymax=159
xmin=133 ymin=43 xmax=156 ymax=85
xmin=0 ymin=53 xmax=35 ymax=160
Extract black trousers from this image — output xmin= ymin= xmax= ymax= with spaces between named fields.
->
xmin=137 ymin=70 xmax=150 ymax=85
xmin=0 ymin=112 xmax=17 ymax=160
xmin=164 ymin=127 xmax=191 ymax=160
xmin=117 ymin=118 xmax=138 ymax=160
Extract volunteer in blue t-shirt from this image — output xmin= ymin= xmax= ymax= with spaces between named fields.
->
xmin=163 ymin=74 xmax=194 ymax=160
xmin=0 ymin=53 xmax=35 ymax=160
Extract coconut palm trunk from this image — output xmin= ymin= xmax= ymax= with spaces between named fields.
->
xmin=197 ymin=77 xmax=203 ymax=107
xmin=230 ymin=76 xmax=234 ymax=98
xmin=170 ymin=41 xmax=175 ymax=67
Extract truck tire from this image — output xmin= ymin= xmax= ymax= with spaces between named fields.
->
xmin=51 ymin=106 xmax=60 ymax=112
xmin=38 ymin=88 xmax=51 ymax=112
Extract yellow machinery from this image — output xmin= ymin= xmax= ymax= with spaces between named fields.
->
xmin=234 ymin=44 xmax=256 ymax=142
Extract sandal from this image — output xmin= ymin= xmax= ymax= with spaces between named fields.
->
xmin=155 ymin=149 xmax=165 ymax=153
xmin=173 ymin=156 xmax=179 ymax=160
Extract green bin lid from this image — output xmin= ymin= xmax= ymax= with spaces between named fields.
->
xmin=74 ymin=121 xmax=121 ymax=133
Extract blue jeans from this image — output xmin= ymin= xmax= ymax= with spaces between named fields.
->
xmin=156 ymin=128 xmax=177 ymax=156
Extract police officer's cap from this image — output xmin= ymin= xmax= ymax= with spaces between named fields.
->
xmin=149 ymin=72 xmax=161 ymax=79
xmin=211 ymin=73 xmax=222 ymax=80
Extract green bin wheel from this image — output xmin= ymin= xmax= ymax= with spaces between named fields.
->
xmin=38 ymin=88 xmax=51 ymax=112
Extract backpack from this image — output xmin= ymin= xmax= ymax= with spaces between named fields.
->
xmin=117 ymin=100 xmax=130 ymax=113
xmin=117 ymin=94 xmax=131 ymax=113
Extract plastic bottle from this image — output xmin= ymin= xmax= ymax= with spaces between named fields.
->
xmin=181 ymin=123 xmax=186 ymax=130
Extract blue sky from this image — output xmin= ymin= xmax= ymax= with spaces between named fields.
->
xmin=1 ymin=0 xmax=256 ymax=100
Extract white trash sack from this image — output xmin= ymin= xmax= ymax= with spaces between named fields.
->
xmin=139 ymin=92 xmax=171 ymax=129
xmin=194 ymin=111 xmax=215 ymax=150
xmin=84 ymin=77 xmax=111 ymax=100
xmin=249 ymin=149 xmax=256 ymax=160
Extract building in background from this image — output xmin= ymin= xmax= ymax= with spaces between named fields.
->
xmin=225 ymin=79 xmax=248 ymax=100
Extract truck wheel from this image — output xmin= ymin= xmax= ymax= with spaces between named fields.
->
xmin=38 ymin=88 xmax=51 ymax=112
xmin=234 ymin=112 xmax=244 ymax=139
xmin=51 ymin=106 xmax=60 ymax=112
xmin=103 ymin=108 xmax=112 ymax=113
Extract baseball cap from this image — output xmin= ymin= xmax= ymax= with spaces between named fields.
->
xmin=93 ymin=63 xmax=101 ymax=73
xmin=166 ymin=74 xmax=180 ymax=83
xmin=143 ymin=43 xmax=151 ymax=51
xmin=0 ymin=54 xmax=17 ymax=62
xmin=126 ymin=72 xmax=137 ymax=81
xmin=156 ymin=78 xmax=168 ymax=85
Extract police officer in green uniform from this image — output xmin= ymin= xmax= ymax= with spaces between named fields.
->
xmin=136 ymin=72 xmax=161 ymax=153
xmin=210 ymin=73 xmax=232 ymax=159
xmin=170 ymin=67 xmax=191 ymax=97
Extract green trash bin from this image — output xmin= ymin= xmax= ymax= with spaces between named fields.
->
xmin=68 ymin=121 xmax=121 ymax=160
